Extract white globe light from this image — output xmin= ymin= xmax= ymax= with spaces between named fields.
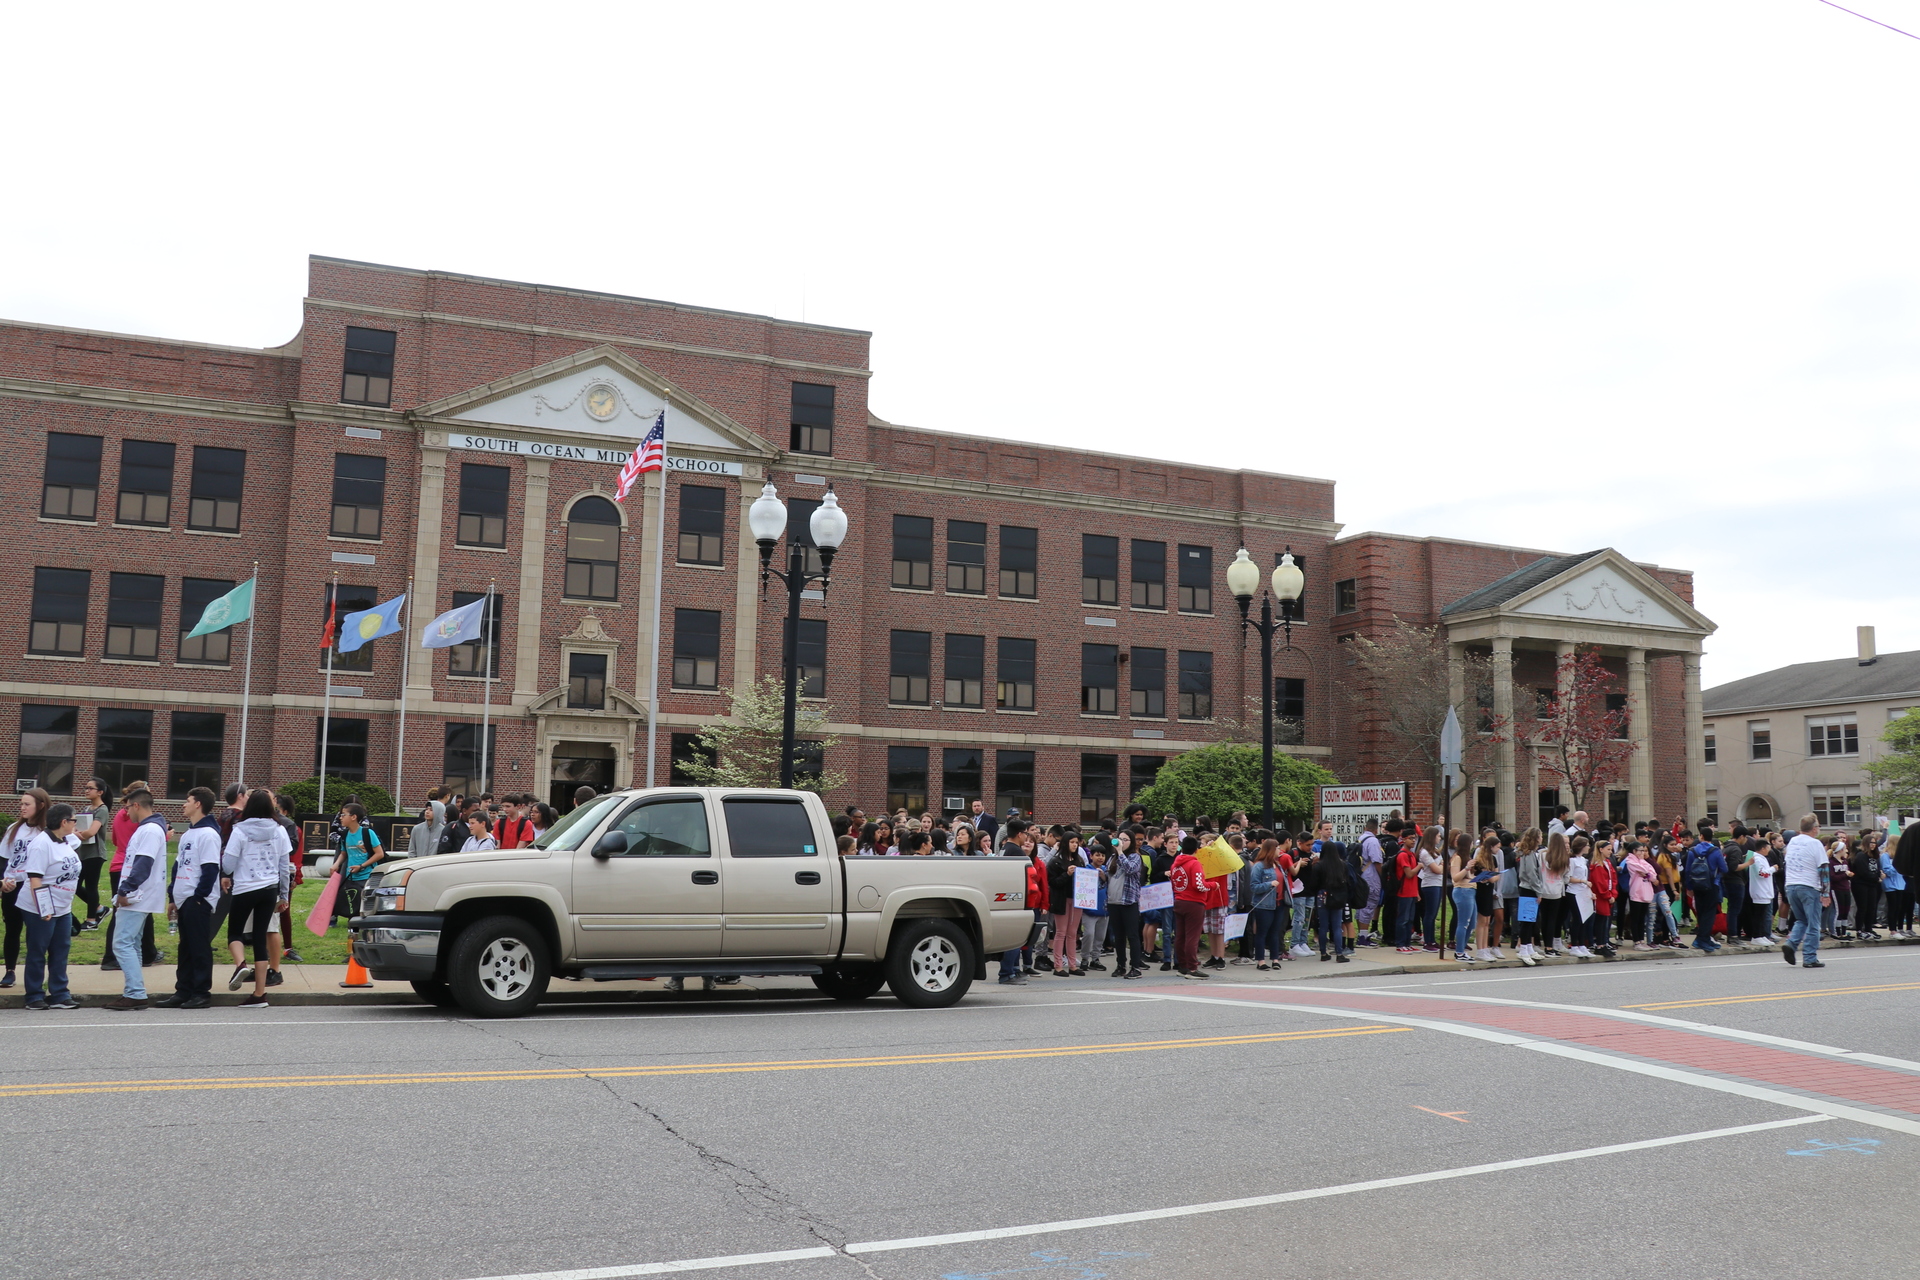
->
xmin=1225 ymin=547 xmax=1260 ymax=601
xmin=809 ymin=489 xmax=849 ymax=549
xmin=1272 ymin=552 xmax=1304 ymax=602
xmin=747 ymin=482 xmax=787 ymax=543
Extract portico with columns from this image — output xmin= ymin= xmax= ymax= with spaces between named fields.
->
xmin=1438 ymin=550 xmax=1715 ymax=832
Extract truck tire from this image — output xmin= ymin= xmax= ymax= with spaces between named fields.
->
xmin=410 ymin=979 xmax=459 ymax=1009
xmin=446 ymin=915 xmax=550 ymax=1018
xmin=884 ymin=919 xmax=974 ymax=1008
xmin=811 ymin=964 xmax=886 ymax=1002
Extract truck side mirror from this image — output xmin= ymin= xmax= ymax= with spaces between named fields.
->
xmin=591 ymin=830 xmax=629 ymax=860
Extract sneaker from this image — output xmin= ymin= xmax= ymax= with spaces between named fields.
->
xmin=1396 ymin=946 xmax=1418 ymax=954
xmin=1229 ymin=957 xmax=1252 ymax=966
xmin=1088 ymin=961 xmax=1107 ymax=971
xmin=1054 ymin=968 xmax=1074 ymax=977
xmin=1123 ymin=969 xmax=1143 ymax=980
xmin=1320 ymin=953 xmax=1332 ymax=962
xmin=265 ymin=970 xmax=284 ymax=988
xmin=1190 ymin=969 xmax=1211 ymax=979
xmin=1423 ymin=945 xmax=1443 ymax=953
xmin=238 ymin=994 xmax=269 ymax=1009
xmin=1335 ymin=954 xmax=1350 ymax=963
xmin=0 ymin=971 xmax=12 ymax=988
xmin=106 ymin=996 xmax=148 ymax=1011
xmin=228 ymin=966 xmax=252 ymax=992
xmin=180 ymin=995 xmax=211 ymax=1009
xmin=101 ymin=958 xmax=120 ymax=972
xmin=998 ymin=975 xmax=1027 ymax=986
xmin=1518 ymin=950 xmax=1536 ymax=967
xmin=1803 ymin=959 xmax=1826 ymax=968
xmin=1204 ymin=957 xmax=1226 ymax=970
xmin=1070 ymin=967 xmax=1087 ymax=976
xmin=282 ymin=949 xmax=304 ymax=963
xmin=24 ymin=999 xmax=47 ymax=1011
xmin=1782 ymin=943 xmax=1796 ymax=965
xmin=48 ymin=998 xmax=78 ymax=1010
xmin=1633 ymin=942 xmax=1655 ymax=951
xmin=1159 ymin=962 xmax=1175 ymax=971
xmin=664 ymin=976 xmax=684 ymax=991
xmin=152 ymin=994 xmax=190 ymax=1008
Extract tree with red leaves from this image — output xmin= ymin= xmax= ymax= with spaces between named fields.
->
xmin=1535 ymin=649 xmax=1636 ymax=815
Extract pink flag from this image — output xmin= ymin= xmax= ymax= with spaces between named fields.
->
xmin=306 ymin=870 xmax=342 ymax=937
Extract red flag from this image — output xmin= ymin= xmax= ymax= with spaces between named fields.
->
xmin=321 ymin=592 xmax=338 ymax=650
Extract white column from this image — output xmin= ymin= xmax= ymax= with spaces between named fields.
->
xmin=733 ymin=469 xmax=763 ymax=700
xmin=1447 ymin=641 xmax=1466 ymax=830
xmin=1492 ymin=636 xmax=1516 ymax=830
xmin=408 ymin=439 xmax=448 ymax=703
xmin=1682 ymin=652 xmax=1706 ymax=824
xmin=1627 ymin=647 xmax=1652 ymax=827
xmin=513 ymin=458 xmax=551 ymax=702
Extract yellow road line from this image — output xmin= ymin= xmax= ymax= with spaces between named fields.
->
xmin=1624 ymin=982 xmax=1920 ymax=1011
xmin=0 ymin=1026 xmax=1406 ymax=1099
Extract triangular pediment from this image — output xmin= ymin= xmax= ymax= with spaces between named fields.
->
xmin=1506 ymin=552 xmax=1713 ymax=634
xmin=413 ymin=345 xmax=777 ymax=458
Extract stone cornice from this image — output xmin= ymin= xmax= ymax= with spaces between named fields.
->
xmin=289 ymin=401 xmax=415 ymax=431
xmin=0 ymin=376 xmax=294 ymax=427
xmin=305 ymin=297 xmax=873 ymax=380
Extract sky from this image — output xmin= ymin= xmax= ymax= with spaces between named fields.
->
xmin=4 ymin=1 xmax=1917 ymax=688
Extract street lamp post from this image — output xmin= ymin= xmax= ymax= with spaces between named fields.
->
xmin=747 ymin=483 xmax=849 ymax=789
xmin=1227 ymin=547 xmax=1305 ymax=830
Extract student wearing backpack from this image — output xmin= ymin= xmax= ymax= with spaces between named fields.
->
xmin=494 ymin=795 xmax=537 ymax=850
xmin=1686 ymin=822 xmax=1725 ymax=953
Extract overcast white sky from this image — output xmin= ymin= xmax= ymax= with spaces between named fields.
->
xmin=5 ymin=2 xmax=1916 ymax=687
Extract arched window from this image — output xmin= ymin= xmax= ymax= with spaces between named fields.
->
xmin=566 ymin=496 xmax=621 ymax=600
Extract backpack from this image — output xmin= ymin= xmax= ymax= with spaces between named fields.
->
xmin=1685 ymin=845 xmax=1717 ymax=891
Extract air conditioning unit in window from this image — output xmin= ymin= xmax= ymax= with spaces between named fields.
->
xmin=945 ymin=796 xmax=965 ymax=811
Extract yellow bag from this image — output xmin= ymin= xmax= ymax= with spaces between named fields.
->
xmin=1196 ymin=835 xmax=1244 ymax=879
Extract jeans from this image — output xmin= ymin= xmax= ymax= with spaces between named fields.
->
xmin=1393 ymin=895 xmax=1417 ymax=947
xmin=1248 ymin=906 xmax=1284 ymax=961
xmin=1290 ymin=896 xmax=1315 ymax=951
xmin=1693 ymin=891 xmax=1721 ymax=948
xmin=1419 ymin=885 xmax=1443 ymax=946
xmin=113 ymin=909 xmax=151 ymax=998
xmin=1451 ymin=887 xmax=1478 ymax=954
xmin=24 ymin=910 xmax=72 ymax=1002
xmin=1723 ymin=881 xmax=1747 ymax=939
xmin=1145 ymin=906 xmax=1175 ymax=961
xmin=1785 ymin=885 xmax=1823 ymax=963
xmin=1316 ymin=897 xmax=1348 ymax=957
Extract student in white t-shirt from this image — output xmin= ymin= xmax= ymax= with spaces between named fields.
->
xmin=19 ymin=803 xmax=83 ymax=1010
xmin=1781 ymin=815 xmax=1831 ymax=968
xmin=108 ymin=786 xmax=172 ymax=1010
xmin=156 ymin=786 xmax=223 ymax=1010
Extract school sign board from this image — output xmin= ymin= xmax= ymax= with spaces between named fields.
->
xmin=1317 ymin=782 xmax=1409 ymax=845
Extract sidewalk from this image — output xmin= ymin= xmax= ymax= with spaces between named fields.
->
xmin=6 ymin=934 xmax=1912 ymax=1009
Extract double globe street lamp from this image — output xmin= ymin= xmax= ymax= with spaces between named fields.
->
xmin=747 ymin=482 xmax=850 ymax=788
xmin=1226 ymin=546 xmax=1305 ymax=830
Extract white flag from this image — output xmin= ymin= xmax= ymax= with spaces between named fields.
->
xmin=420 ymin=597 xmax=486 ymax=649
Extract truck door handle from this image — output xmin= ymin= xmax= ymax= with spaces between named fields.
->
xmin=795 ymin=871 xmax=821 ymax=885
xmin=691 ymin=870 xmax=719 ymax=885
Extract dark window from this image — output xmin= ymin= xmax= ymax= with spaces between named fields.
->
xmin=678 ymin=485 xmax=726 ymax=565
xmin=1535 ymin=687 xmax=1557 ymax=719
xmin=892 ymin=515 xmax=933 ymax=590
xmin=672 ymin=609 xmax=721 ymax=689
xmin=457 ymin=463 xmax=510 ymax=547
xmin=1179 ymin=650 xmax=1213 ymax=720
xmin=669 ymin=732 xmax=716 ymax=786
xmin=447 ymin=590 xmax=504 ymax=678
xmin=565 ymin=496 xmax=621 ymax=600
xmin=944 ymin=633 xmax=984 ymax=707
xmin=116 ymin=440 xmax=174 ymax=526
xmin=1704 ymin=729 xmax=1717 ymax=765
xmin=947 ymin=520 xmax=987 ymax=594
xmin=1080 ymin=753 xmax=1118 ymax=823
xmin=105 ymin=572 xmax=163 ymax=661
xmin=94 ymin=709 xmax=152 ymax=793
xmin=997 ymin=749 xmax=1035 ymax=815
xmin=1081 ymin=535 xmax=1119 ymax=605
xmin=326 ymin=583 xmax=378 ymax=674
xmin=1274 ymin=552 xmax=1306 ymax=620
xmin=999 ymin=526 xmax=1037 ymax=598
xmin=1537 ymin=789 xmax=1561 ymax=830
xmin=1131 ymin=647 xmax=1166 ymax=717
xmin=331 ymin=454 xmax=386 ymax=539
xmin=1606 ymin=692 xmax=1629 ymax=740
xmin=887 ymin=746 xmax=928 ymax=816
xmin=1129 ymin=755 xmax=1165 ymax=801
xmin=1177 ymin=545 xmax=1213 ymax=614
xmin=792 ymin=740 xmax=825 ymax=788
xmin=1334 ymin=578 xmax=1357 ymax=614
xmin=1808 ymin=717 xmax=1860 ymax=757
xmin=187 ymin=446 xmax=244 ymax=532
xmin=17 ymin=705 xmax=77 ymax=794
xmin=166 ymin=711 xmax=225 ymax=797
xmin=943 ymin=748 xmax=983 ymax=814
xmin=1478 ymin=786 xmax=1497 ymax=831
xmin=30 ymin=568 xmax=88 ymax=656
xmin=178 ymin=578 xmax=235 ymax=665
xmin=315 ymin=717 xmax=370 ymax=782
xmin=790 ymin=382 xmax=835 ymax=455
xmin=1608 ymin=789 xmax=1630 ymax=828
xmin=889 ymin=629 xmax=931 ymax=705
xmin=786 ymin=497 xmax=824 ymax=576
xmin=722 ymin=798 xmax=818 ymax=857
xmin=341 ymin=326 xmax=396 ymax=407
xmin=1131 ymin=539 xmax=1165 ymax=609
xmin=1081 ymin=643 xmax=1118 ymax=715
xmin=785 ymin=618 xmax=826 ymax=696
xmin=1749 ymin=721 xmax=1771 ymax=762
xmin=997 ymin=637 xmax=1035 ymax=710
xmin=441 ymin=723 xmax=497 ymax=794
xmin=568 ymin=652 xmax=607 ymax=709
xmin=41 ymin=433 xmax=101 ymax=521
xmin=1275 ymin=676 xmax=1306 ymax=745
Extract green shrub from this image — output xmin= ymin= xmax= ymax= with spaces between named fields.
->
xmin=1132 ymin=744 xmax=1335 ymax=830
xmin=274 ymin=776 xmax=397 ymax=817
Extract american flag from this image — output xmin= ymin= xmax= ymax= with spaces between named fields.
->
xmin=614 ymin=408 xmax=666 ymax=502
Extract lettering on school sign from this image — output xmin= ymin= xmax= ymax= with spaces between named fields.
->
xmin=1317 ymin=782 xmax=1409 ymax=845
xmin=446 ymin=432 xmax=744 ymax=476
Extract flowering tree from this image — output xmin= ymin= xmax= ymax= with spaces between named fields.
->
xmin=1534 ymin=649 xmax=1635 ymax=814
xmin=678 ymin=676 xmax=847 ymax=795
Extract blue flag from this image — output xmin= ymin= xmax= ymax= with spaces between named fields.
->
xmin=339 ymin=594 xmax=406 ymax=653
xmin=420 ymin=596 xmax=487 ymax=649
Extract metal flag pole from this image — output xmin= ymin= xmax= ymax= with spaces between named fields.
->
xmin=319 ymin=571 xmax=338 ymax=819
xmin=480 ymin=581 xmax=496 ymax=797
xmin=394 ymin=575 xmax=414 ymax=810
xmin=238 ymin=560 xmax=257 ymax=789
xmin=645 ymin=399 xmax=669 ymax=788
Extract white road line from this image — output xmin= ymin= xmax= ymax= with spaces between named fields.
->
xmin=1357 ymin=946 xmax=1920 ymax=989
xmin=460 ymin=1116 xmax=1826 ymax=1280
xmin=1091 ymin=989 xmax=1920 ymax=1138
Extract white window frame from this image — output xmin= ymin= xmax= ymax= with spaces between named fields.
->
xmin=1748 ymin=719 xmax=1771 ymax=762
xmin=1806 ymin=714 xmax=1859 ymax=758
xmin=1808 ymin=785 xmax=1861 ymax=830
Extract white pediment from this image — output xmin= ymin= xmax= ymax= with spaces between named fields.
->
xmin=1512 ymin=563 xmax=1691 ymax=630
xmin=453 ymin=361 xmax=740 ymax=450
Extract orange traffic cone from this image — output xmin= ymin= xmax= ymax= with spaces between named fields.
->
xmin=339 ymin=953 xmax=374 ymax=989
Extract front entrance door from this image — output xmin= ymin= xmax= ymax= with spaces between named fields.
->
xmin=571 ymin=793 xmax=723 ymax=959
xmin=552 ymin=740 xmax=616 ymax=811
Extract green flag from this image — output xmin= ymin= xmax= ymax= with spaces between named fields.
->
xmin=186 ymin=577 xmax=255 ymax=638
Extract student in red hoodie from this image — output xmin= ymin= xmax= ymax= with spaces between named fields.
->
xmin=1169 ymin=836 xmax=1212 ymax=980
xmin=1588 ymin=837 xmax=1619 ymax=957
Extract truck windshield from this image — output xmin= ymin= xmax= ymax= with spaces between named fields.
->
xmin=535 ymin=793 xmax=626 ymax=851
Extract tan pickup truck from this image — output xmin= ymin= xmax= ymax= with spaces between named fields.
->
xmin=349 ymin=787 xmax=1032 ymax=1017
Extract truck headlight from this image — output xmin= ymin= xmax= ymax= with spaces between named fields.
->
xmin=366 ymin=866 xmax=412 ymax=913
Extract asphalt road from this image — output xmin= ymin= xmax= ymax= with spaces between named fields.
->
xmin=7 ymin=950 xmax=1920 ymax=1280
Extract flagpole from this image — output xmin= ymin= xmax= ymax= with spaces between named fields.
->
xmin=320 ymin=571 xmax=338 ymax=820
xmin=394 ymin=576 xmax=413 ymax=811
xmin=646 ymin=399 xmax=668 ymax=788
xmin=480 ymin=581 xmax=495 ymax=797
xmin=238 ymin=561 xmax=257 ymax=790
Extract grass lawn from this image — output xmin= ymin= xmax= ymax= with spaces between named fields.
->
xmin=63 ymin=872 xmax=354 ymax=966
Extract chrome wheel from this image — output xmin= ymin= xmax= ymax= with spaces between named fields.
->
xmin=477 ymin=935 xmax=534 ymax=1002
xmin=906 ymin=933 xmax=961 ymax=992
